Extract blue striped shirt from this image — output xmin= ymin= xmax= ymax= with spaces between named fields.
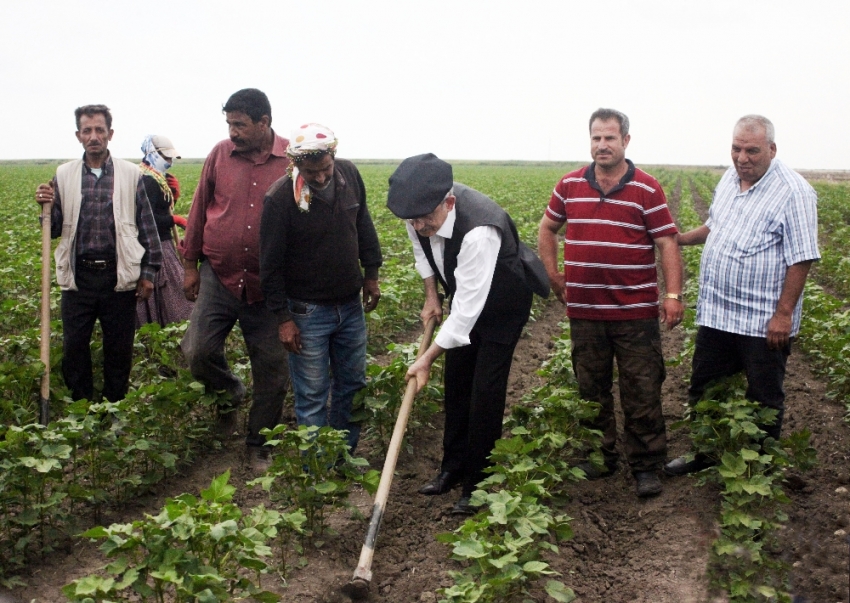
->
xmin=696 ymin=159 xmax=820 ymax=337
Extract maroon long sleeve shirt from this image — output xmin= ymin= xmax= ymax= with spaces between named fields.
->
xmin=182 ymin=132 xmax=290 ymax=303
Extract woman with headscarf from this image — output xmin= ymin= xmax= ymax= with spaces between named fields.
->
xmin=136 ymin=134 xmax=194 ymax=327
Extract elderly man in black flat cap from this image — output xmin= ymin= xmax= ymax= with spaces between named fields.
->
xmin=387 ymin=153 xmax=548 ymax=514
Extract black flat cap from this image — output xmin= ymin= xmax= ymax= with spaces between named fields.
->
xmin=387 ymin=153 xmax=453 ymax=219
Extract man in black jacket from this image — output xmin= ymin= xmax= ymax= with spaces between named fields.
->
xmin=260 ymin=124 xmax=382 ymax=452
xmin=387 ymin=153 xmax=546 ymax=514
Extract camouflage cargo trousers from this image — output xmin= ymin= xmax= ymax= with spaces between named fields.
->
xmin=570 ymin=318 xmax=667 ymax=472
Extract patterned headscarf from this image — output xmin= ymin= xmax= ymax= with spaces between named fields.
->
xmin=286 ymin=124 xmax=338 ymax=212
xmin=139 ymin=135 xmax=174 ymax=209
xmin=141 ymin=135 xmax=172 ymax=174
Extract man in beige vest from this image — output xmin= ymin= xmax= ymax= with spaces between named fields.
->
xmin=35 ymin=104 xmax=161 ymax=402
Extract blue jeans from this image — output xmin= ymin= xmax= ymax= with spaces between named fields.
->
xmin=287 ymin=297 xmax=367 ymax=451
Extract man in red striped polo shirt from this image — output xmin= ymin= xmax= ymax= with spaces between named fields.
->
xmin=538 ymin=108 xmax=684 ymax=497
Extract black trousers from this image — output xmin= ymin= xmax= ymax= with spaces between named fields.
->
xmin=61 ymin=265 xmax=137 ymax=402
xmin=181 ymin=261 xmax=290 ymax=448
xmin=690 ymin=326 xmax=791 ymax=439
xmin=441 ymin=329 xmax=521 ymax=496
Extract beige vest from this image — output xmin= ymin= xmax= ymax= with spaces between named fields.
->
xmin=53 ymin=158 xmax=145 ymax=291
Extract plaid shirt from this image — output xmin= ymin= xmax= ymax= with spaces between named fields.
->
xmin=51 ymin=154 xmax=162 ymax=283
xmin=696 ymin=159 xmax=820 ymax=337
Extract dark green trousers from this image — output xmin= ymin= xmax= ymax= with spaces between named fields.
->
xmin=570 ymin=318 xmax=667 ymax=472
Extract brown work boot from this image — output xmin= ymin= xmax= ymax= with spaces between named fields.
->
xmin=247 ymin=446 xmax=271 ymax=474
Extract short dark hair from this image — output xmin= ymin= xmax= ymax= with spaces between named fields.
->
xmin=589 ymin=108 xmax=629 ymax=137
xmin=75 ymin=104 xmax=112 ymax=130
xmin=222 ymin=88 xmax=272 ymax=125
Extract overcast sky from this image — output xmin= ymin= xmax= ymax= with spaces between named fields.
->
xmin=2 ymin=1 xmax=848 ymax=169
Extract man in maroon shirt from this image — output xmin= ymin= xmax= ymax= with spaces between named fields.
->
xmin=538 ymin=108 xmax=684 ymax=497
xmin=181 ymin=88 xmax=290 ymax=471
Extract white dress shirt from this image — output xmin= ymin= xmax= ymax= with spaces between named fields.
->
xmin=406 ymin=208 xmax=502 ymax=349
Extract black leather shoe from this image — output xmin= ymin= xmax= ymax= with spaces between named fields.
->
xmin=576 ymin=460 xmax=617 ymax=480
xmin=418 ymin=471 xmax=464 ymax=495
xmin=634 ymin=471 xmax=662 ymax=497
xmin=663 ymin=455 xmax=716 ymax=477
xmin=451 ymin=496 xmax=479 ymax=516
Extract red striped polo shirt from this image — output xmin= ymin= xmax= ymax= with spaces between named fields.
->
xmin=545 ymin=160 xmax=677 ymax=321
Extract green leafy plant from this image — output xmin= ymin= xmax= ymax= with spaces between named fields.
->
xmin=504 ymin=320 xmax=604 ymax=498
xmin=248 ymin=505 xmax=307 ymax=580
xmin=249 ymin=425 xmax=379 ymax=542
xmin=356 ymin=340 xmax=442 ymax=453
xmin=0 ymin=382 xmax=220 ymax=584
xmin=436 ymin=317 xmax=601 ymax=602
xmin=62 ymin=471 xmax=281 ymax=603
xmin=673 ymin=376 xmax=817 ymax=602
xmin=437 ymin=486 xmax=575 ymax=603
xmin=798 ymin=283 xmax=850 ymax=414
xmin=0 ymin=422 xmax=72 ymax=582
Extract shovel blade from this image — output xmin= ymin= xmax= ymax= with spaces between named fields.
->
xmin=341 ymin=577 xmax=370 ymax=600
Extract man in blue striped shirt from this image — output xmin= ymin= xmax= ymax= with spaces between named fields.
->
xmin=665 ymin=115 xmax=820 ymax=476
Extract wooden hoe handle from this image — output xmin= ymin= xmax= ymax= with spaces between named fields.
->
xmin=345 ymin=317 xmax=438 ymax=597
xmin=39 ymin=200 xmax=52 ymax=425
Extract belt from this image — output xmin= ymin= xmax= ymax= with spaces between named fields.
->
xmin=77 ymin=257 xmax=116 ymax=270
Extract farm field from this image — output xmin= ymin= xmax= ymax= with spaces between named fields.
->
xmin=1 ymin=161 xmax=850 ymax=603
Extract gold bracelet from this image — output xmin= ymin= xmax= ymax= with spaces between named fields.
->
xmin=663 ymin=293 xmax=684 ymax=302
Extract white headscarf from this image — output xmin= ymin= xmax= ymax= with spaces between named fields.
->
xmin=286 ymin=124 xmax=338 ymax=212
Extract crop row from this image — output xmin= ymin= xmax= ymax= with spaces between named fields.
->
xmin=795 ymin=183 xmax=850 ymax=409
xmin=670 ymin=176 xmax=799 ymax=601
xmin=63 ymin=425 xmax=383 ymax=603
xmin=810 ymin=182 xmax=850 ymax=299
xmin=0 ymin=323 xmax=226 ymax=585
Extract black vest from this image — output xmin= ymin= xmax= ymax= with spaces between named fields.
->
xmin=417 ymin=184 xmax=533 ymax=344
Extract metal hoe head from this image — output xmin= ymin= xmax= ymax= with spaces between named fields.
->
xmin=341 ymin=577 xmax=370 ymax=600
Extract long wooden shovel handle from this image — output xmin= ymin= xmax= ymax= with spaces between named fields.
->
xmin=39 ymin=200 xmax=52 ymax=425
xmin=350 ymin=317 xmax=438 ymax=586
